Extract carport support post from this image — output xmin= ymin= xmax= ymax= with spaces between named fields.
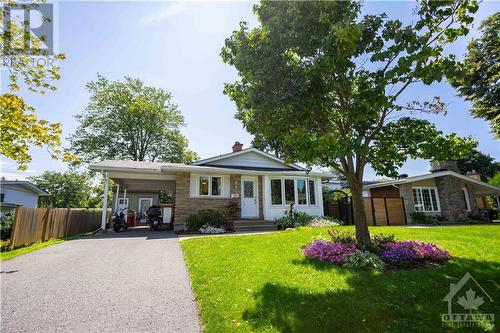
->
xmin=101 ymin=172 xmax=109 ymax=230
xmin=114 ymin=183 xmax=120 ymax=212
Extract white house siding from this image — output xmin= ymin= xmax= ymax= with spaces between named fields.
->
xmin=263 ymin=176 xmax=324 ymax=220
xmin=1 ymin=185 xmax=39 ymax=208
xmin=204 ymin=151 xmax=293 ymax=170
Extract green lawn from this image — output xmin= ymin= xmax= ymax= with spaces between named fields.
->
xmin=181 ymin=226 xmax=500 ymax=333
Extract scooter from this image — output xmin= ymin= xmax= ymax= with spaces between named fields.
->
xmin=112 ymin=208 xmax=128 ymax=232
xmin=146 ymin=205 xmax=162 ymax=231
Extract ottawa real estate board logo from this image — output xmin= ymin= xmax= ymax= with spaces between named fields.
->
xmin=442 ymin=272 xmax=495 ymax=328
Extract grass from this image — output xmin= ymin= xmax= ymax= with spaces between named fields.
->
xmin=0 ymin=232 xmax=95 ymax=261
xmin=181 ymin=226 xmax=500 ymax=333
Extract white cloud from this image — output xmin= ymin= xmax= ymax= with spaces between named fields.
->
xmin=140 ymin=2 xmax=190 ymax=25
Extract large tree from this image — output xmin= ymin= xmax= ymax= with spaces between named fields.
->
xmin=30 ymin=171 xmax=101 ymax=208
xmin=0 ymin=1 xmax=67 ymax=170
xmin=450 ymin=13 xmax=500 ymax=138
xmin=222 ymin=0 xmax=478 ymax=244
xmin=457 ymin=148 xmax=500 ymax=181
xmin=70 ymin=75 xmax=198 ymax=164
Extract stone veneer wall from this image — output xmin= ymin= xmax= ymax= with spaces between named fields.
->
xmin=399 ymin=183 xmax=414 ymax=224
xmin=173 ymin=173 xmax=241 ymax=231
xmin=434 ymin=175 xmax=469 ymax=223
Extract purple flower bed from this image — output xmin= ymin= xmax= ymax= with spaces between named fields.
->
xmin=302 ymin=237 xmax=450 ymax=270
xmin=302 ymin=240 xmax=356 ymax=264
xmin=380 ymin=240 xmax=450 ymax=266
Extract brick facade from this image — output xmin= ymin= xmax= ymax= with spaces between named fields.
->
xmin=173 ymin=173 xmax=242 ymax=231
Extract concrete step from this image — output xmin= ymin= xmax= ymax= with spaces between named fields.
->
xmin=233 ymin=220 xmax=277 ymax=232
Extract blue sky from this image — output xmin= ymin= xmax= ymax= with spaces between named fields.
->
xmin=1 ymin=1 xmax=498 ymax=180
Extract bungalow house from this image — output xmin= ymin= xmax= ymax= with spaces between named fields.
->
xmin=0 ymin=178 xmax=48 ymax=217
xmin=90 ymin=142 xmax=332 ymax=231
xmin=362 ymin=161 xmax=500 ymax=224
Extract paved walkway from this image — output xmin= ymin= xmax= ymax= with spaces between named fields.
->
xmin=1 ymin=228 xmax=202 ymax=333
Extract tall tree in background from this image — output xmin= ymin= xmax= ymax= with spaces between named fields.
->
xmin=457 ymin=149 xmax=500 ymax=181
xmin=450 ymin=13 xmax=500 ymax=138
xmin=0 ymin=1 xmax=67 ymax=170
xmin=222 ymin=0 xmax=478 ymax=244
xmin=29 ymin=171 xmax=102 ymax=208
xmin=70 ymin=75 xmax=198 ymax=164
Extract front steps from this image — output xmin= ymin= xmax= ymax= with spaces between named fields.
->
xmin=233 ymin=220 xmax=277 ymax=232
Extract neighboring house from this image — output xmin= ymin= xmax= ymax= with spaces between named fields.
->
xmin=90 ymin=142 xmax=332 ymax=231
xmin=0 ymin=178 xmax=48 ymax=217
xmin=362 ymin=161 xmax=500 ymax=224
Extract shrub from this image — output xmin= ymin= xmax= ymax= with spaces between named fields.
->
xmin=343 ymin=250 xmax=385 ymax=271
xmin=186 ymin=214 xmax=203 ymax=231
xmin=371 ymin=233 xmax=397 ymax=246
xmin=294 ymin=212 xmax=314 ymax=226
xmin=198 ymin=209 xmax=233 ymax=230
xmin=308 ymin=217 xmax=341 ymax=228
xmin=328 ymin=228 xmax=356 ymax=245
xmin=380 ymin=240 xmax=450 ymax=266
xmin=0 ymin=215 xmax=14 ymax=241
xmin=225 ymin=201 xmax=239 ymax=219
xmin=411 ymin=212 xmax=445 ymax=225
xmin=274 ymin=215 xmax=294 ymax=230
xmin=199 ymin=225 xmax=226 ymax=234
xmin=302 ymin=240 xmax=356 ymax=264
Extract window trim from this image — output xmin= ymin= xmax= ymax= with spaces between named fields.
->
xmin=197 ymin=175 xmax=223 ymax=197
xmin=412 ymin=186 xmax=441 ymax=212
xmin=268 ymin=177 xmax=318 ymax=207
xmin=117 ymin=198 xmax=129 ymax=206
xmin=462 ymin=187 xmax=471 ymax=211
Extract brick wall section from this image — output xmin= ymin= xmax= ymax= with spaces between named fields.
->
xmin=173 ymin=173 xmax=241 ymax=231
xmin=370 ymin=186 xmax=400 ymax=198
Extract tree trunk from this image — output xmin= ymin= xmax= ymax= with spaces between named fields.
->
xmin=347 ymin=176 xmax=370 ymax=246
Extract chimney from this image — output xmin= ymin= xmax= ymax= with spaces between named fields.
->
xmin=430 ymin=160 xmax=459 ymax=173
xmin=232 ymin=141 xmax=243 ymax=152
xmin=466 ymin=170 xmax=481 ymax=180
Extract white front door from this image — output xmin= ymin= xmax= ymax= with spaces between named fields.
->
xmin=138 ymin=197 xmax=153 ymax=222
xmin=241 ymin=176 xmax=258 ymax=218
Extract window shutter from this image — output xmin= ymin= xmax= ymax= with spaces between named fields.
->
xmin=189 ymin=174 xmax=198 ymax=197
xmin=222 ymin=175 xmax=230 ymax=197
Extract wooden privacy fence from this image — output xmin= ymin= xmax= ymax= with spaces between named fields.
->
xmin=10 ymin=207 xmax=105 ymax=248
xmin=324 ymin=197 xmax=407 ymax=226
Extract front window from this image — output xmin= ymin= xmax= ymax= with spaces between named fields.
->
xmin=212 ymin=177 xmax=221 ymax=196
xmin=297 ymin=179 xmax=307 ymax=205
xmin=198 ymin=176 xmax=222 ymax=196
xmin=284 ymin=179 xmax=295 ymax=204
xmin=413 ymin=187 xmax=440 ymax=212
xmin=308 ymin=180 xmax=316 ymax=205
xmin=271 ymin=179 xmax=282 ymax=205
xmin=199 ymin=176 xmax=209 ymax=196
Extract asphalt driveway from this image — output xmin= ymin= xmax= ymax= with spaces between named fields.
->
xmin=1 ymin=228 xmax=202 ymax=333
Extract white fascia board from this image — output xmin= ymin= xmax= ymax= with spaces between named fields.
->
xmin=191 ymin=148 xmax=305 ymax=171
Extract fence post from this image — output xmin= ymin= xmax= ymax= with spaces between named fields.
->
xmin=401 ymin=197 xmax=408 ymax=225
xmin=63 ymin=208 xmax=71 ymax=237
xmin=370 ymin=197 xmax=376 ymax=226
xmin=39 ymin=208 xmax=51 ymax=242
xmin=9 ymin=205 xmax=21 ymax=250
xmin=384 ymin=198 xmax=389 ymax=226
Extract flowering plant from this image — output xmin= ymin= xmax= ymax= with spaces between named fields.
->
xmin=199 ymin=225 xmax=226 ymax=234
xmin=380 ymin=240 xmax=450 ymax=265
xmin=302 ymin=240 xmax=356 ymax=264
